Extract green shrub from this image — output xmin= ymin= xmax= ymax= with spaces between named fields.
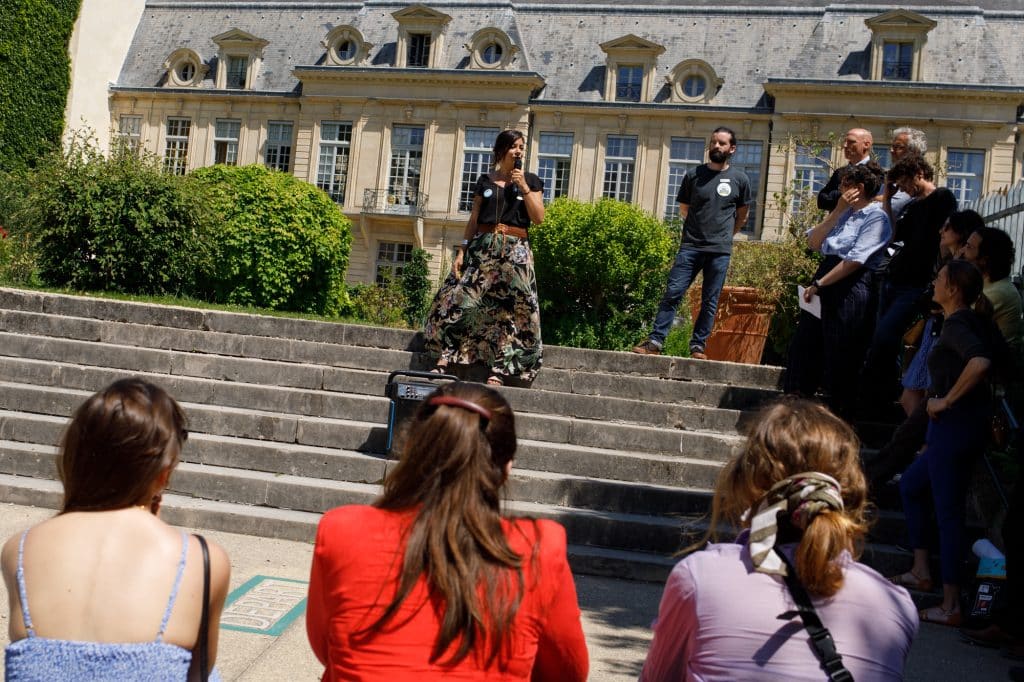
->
xmin=0 ymin=1 xmax=81 ymax=171
xmin=660 ymin=317 xmax=694 ymax=358
xmin=400 ymin=248 xmax=431 ymax=327
xmin=531 ymin=198 xmax=675 ymax=350
xmin=348 ymin=281 xmax=407 ymax=327
xmin=0 ymin=232 xmax=41 ymax=286
xmin=24 ymin=134 xmax=212 ymax=295
xmin=190 ymin=165 xmax=353 ymax=315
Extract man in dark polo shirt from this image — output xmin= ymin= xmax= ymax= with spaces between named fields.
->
xmin=633 ymin=127 xmax=751 ymax=359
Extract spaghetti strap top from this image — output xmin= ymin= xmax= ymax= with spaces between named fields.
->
xmin=5 ymin=528 xmax=206 ymax=682
xmin=16 ymin=529 xmax=189 ymax=642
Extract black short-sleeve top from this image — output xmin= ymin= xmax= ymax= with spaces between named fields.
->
xmin=474 ymin=172 xmax=544 ymax=229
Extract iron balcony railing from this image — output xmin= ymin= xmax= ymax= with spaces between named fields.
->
xmin=362 ymin=188 xmax=428 ymax=217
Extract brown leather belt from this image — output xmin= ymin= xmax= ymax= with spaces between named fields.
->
xmin=476 ymin=223 xmax=528 ymax=240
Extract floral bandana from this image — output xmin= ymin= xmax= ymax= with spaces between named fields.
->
xmin=745 ymin=472 xmax=844 ymax=576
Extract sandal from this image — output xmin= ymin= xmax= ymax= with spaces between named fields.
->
xmin=486 ymin=374 xmax=504 ymax=387
xmin=429 ymin=361 xmax=450 ymax=375
xmin=889 ymin=570 xmax=933 ymax=593
xmin=919 ymin=605 xmax=962 ymax=627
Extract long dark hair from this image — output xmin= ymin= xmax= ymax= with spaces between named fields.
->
xmin=944 ymin=258 xmax=992 ymax=317
xmin=492 ymin=129 xmax=524 ymax=169
xmin=366 ymin=382 xmax=523 ymax=667
xmin=59 ymin=378 xmax=187 ymax=513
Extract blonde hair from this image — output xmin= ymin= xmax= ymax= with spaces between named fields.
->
xmin=701 ymin=399 xmax=869 ymax=597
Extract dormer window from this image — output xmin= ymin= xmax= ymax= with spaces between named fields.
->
xmin=322 ymin=25 xmax=372 ymax=66
xmin=163 ymin=48 xmax=207 ymax=87
xmin=865 ymin=9 xmax=936 ymax=81
xmin=392 ymin=5 xmax=452 ymax=69
xmin=465 ymin=28 xmax=516 ymax=69
xmin=668 ymin=59 xmax=721 ymax=104
xmin=212 ymin=28 xmax=268 ymax=90
xmin=599 ymin=34 xmax=664 ymax=104
xmin=408 ymin=33 xmax=431 ymax=68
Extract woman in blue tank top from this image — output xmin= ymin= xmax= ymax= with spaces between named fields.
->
xmin=2 ymin=378 xmax=231 ymax=681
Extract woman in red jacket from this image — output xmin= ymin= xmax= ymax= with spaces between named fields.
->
xmin=306 ymin=382 xmax=588 ymax=681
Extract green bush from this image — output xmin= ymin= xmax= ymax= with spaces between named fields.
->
xmin=400 ymin=248 xmax=431 ymax=327
xmin=0 ymin=232 xmax=41 ymax=286
xmin=348 ymin=281 xmax=407 ymax=327
xmin=23 ymin=134 xmax=212 ymax=295
xmin=190 ymin=165 xmax=353 ymax=315
xmin=531 ymin=198 xmax=675 ymax=350
xmin=0 ymin=1 xmax=82 ymax=171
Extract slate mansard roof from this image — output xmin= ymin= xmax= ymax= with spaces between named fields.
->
xmin=117 ymin=1 xmax=1024 ymax=108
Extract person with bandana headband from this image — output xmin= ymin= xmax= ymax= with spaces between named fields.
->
xmin=640 ymin=400 xmax=917 ymax=682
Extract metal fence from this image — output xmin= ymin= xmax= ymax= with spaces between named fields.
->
xmin=964 ymin=180 xmax=1024 ymax=278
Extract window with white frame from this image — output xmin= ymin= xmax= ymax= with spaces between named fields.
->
xmin=537 ymin=132 xmax=573 ymax=203
xmin=873 ymin=146 xmax=892 ymax=170
xmin=664 ymin=137 xmax=703 ymax=220
xmin=316 ymin=122 xmax=352 ymax=203
xmin=264 ymin=121 xmax=293 ymax=172
xmin=732 ymin=141 xmax=763 ymax=232
xmin=603 ymin=135 xmax=637 ymax=202
xmin=946 ymin=149 xmax=985 ymax=204
xmin=118 ymin=115 xmax=142 ymax=151
xmin=459 ymin=127 xmax=498 ymax=211
xmin=163 ymin=117 xmax=191 ymax=175
xmin=376 ymin=241 xmax=414 ymax=284
xmin=388 ymin=125 xmax=425 ymax=206
xmin=615 ymin=65 xmax=643 ymax=102
xmin=791 ymin=144 xmax=831 ymax=215
xmin=213 ymin=119 xmax=241 ymax=165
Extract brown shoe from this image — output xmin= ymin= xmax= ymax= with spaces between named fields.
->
xmin=632 ymin=340 xmax=662 ymax=355
xmin=690 ymin=350 xmax=708 ymax=360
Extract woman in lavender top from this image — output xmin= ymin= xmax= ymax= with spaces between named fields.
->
xmin=641 ymin=400 xmax=917 ymax=681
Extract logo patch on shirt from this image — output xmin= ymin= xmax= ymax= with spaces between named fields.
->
xmin=483 ymin=188 xmax=493 ymax=198
xmin=716 ymin=180 xmax=732 ymax=197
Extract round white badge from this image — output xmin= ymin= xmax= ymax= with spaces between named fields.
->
xmin=716 ymin=183 xmax=731 ymax=197
xmin=483 ymin=188 xmax=494 ymax=198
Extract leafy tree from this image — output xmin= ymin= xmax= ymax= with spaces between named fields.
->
xmin=23 ymin=132 xmax=212 ymax=295
xmin=191 ymin=164 xmax=353 ymax=315
xmin=399 ymin=248 xmax=431 ymax=327
xmin=531 ymin=198 xmax=675 ymax=350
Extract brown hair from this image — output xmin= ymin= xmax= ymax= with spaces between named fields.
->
xmin=702 ymin=399 xmax=869 ymax=597
xmin=492 ymin=129 xmax=524 ymax=168
xmin=887 ymin=154 xmax=935 ymax=183
xmin=366 ymin=382 xmax=522 ymax=666
xmin=58 ymin=378 xmax=187 ymax=513
xmin=943 ymin=258 xmax=993 ymax=318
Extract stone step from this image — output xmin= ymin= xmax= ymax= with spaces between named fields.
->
xmin=0 ymin=407 xmax=725 ymax=490
xmin=0 ymin=370 xmax=745 ymax=461
xmin=0 ymin=435 xmax=715 ymax=518
xmin=0 ymin=317 xmax=778 ymax=412
xmin=0 ymin=287 xmax=784 ymax=389
xmin=0 ymin=473 xmax=679 ymax=582
xmin=0 ymin=333 xmax=754 ymax=433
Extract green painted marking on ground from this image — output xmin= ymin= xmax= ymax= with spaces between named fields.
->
xmin=220 ymin=575 xmax=308 ymax=636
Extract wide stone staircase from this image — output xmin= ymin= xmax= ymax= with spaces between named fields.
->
xmin=0 ymin=287 xmax=910 ymax=582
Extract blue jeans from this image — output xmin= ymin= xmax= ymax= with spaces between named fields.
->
xmin=649 ymin=247 xmax=730 ymax=351
xmin=900 ymin=402 xmax=989 ymax=585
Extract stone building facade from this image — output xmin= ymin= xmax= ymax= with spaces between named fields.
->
xmin=66 ymin=1 xmax=1024 ymax=283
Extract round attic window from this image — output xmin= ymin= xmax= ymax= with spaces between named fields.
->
xmin=481 ymin=43 xmax=503 ymax=65
xmin=177 ymin=62 xmax=196 ymax=83
xmin=336 ymin=39 xmax=356 ymax=62
xmin=683 ymin=75 xmax=706 ymax=98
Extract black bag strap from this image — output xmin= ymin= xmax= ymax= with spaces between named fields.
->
xmin=777 ymin=552 xmax=854 ymax=682
xmin=194 ymin=534 xmax=211 ymax=682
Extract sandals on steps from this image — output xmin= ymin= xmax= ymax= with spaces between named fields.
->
xmin=889 ymin=571 xmax=934 ymax=593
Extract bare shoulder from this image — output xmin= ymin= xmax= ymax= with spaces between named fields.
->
xmin=1 ymin=531 xmax=21 ymax=581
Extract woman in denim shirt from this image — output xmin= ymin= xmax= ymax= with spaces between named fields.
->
xmin=784 ymin=162 xmax=892 ymax=419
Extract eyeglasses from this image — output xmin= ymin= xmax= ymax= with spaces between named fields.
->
xmin=890 ymin=144 xmax=907 ymax=151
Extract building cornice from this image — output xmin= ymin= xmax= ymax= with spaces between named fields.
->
xmin=292 ymin=65 xmax=544 ymax=90
xmin=531 ymin=99 xmax=773 ymax=115
xmin=764 ymin=78 xmax=1024 ymax=103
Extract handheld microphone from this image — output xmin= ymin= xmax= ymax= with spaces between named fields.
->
xmin=513 ymin=157 xmax=523 ymax=199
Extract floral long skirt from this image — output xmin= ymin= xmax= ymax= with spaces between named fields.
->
xmin=423 ymin=232 xmax=543 ymax=380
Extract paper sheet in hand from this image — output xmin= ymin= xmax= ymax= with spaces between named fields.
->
xmin=797 ymin=285 xmax=821 ymax=319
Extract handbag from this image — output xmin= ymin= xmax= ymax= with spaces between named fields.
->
xmin=186 ymin=534 xmax=211 ymax=682
xmin=777 ymin=552 xmax=854 ymax=682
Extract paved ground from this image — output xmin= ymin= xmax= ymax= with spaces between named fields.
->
xmin=0 ymin=502 xmax=1014 ymax=680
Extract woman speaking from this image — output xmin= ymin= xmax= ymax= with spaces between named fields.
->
xmin=423 ymin=129 xmax=545 ymax=386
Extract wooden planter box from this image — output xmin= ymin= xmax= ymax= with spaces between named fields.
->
xmin=688 ymin=285 xmax=773 ymax=364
